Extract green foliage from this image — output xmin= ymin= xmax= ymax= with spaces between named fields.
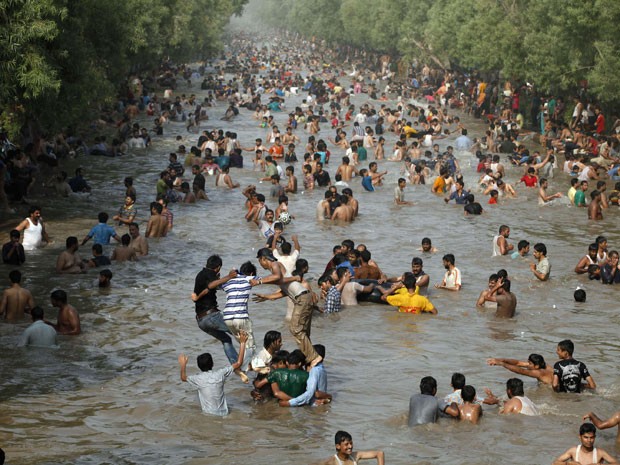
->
xmin=0 ymin=0 xmax=247 ymax=139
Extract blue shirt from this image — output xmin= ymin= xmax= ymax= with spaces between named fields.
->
xmin=288 ymin=363 xmax=327 ymax=406
xmin=361 ymin=175 xmax=374 ymax=191
xmin=88 ymin=223 xmax=117 ymax=245
xmin=449 ymin=189 xmax=469 ymax=204
xmin=336 ymin=260 xmax=355 ymax=277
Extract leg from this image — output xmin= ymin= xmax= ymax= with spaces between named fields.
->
xmin=197 ymin=311 xmax=238 ymax=364
xmin=288 ymin=294 xmax=319 ymax=364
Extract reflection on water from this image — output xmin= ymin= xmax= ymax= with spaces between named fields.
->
xmin=1 ymin=60 xmax=620 ymax=465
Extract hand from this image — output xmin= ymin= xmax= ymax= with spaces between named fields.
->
xmin=191 ymin=292 xmax=199 ymax=302
xmin=238 ymin=331 xmax=248 ymax=344
xmin=227 ymin=269 xmax=238 ymax=278
xmin=178 ymin=354 xmax=189 ymax=365
xmin=250 ymin=279 xmax=260 ymax=286
xmin=487 ymin=358 xmax=499 ymax=366
xmin=529 ymin=263 xmax=536 ymax=271
xmin=291 ymin=234 xmax=298 ymax=241
xmin=434 ymin=283 xmax=442 ymax=289
xmin=253 ymin=295 xmax=267 ymax=303
xmin=113 ymin=215 xmax=120 ymax=220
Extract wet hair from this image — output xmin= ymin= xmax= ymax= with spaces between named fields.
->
xmin=360 ymin=250 xmax=371 ymax=263
xmin=271 ymin=350 xmax=289 ymax=366
xmin=421 ymin=237 xmax=432 ymax=245
xmin=499 ymin=225 xmax=509 ymax=234
xmin=528 ymin=354 xmax=547 ymax=369
xmin=488 ymin=273 xmax=499 ymax=282
xmin=206 ymin=254 xmax=222 ymax=270
xmin=411 ymin=257 xmax=423 ymax=266
xmin=502 ymin=278 xmax=511 ymax=292
xmin=341 ymin=239 xmax=355 ymax=250
xmin=50 ymin=289 xmax=67 ymax=303
xmin=336 ymin=267 xmax=349 ymax=279
xmin=99 ymin=269 xmax=113 ymax=280
xmin=120 ymin=234 xmax=130 ymax=246
xmin=420 ymin=376 xmax=437 ymax=395
xmin=293 ymin=259 xmax=308 ymax=276
xmin=335 ymin=430 xmax=353 ymax=445
xmin=98 ymin=212 xmax=109 ymax=223
xmin=91 ymin=243 xmax=103 ymax=255
xmin=574 ymin=289 xmax=586 ymax=302
xmin=557 ymin=339 xmax=574 ymax=356
xmin=451 ymin=373 xmax=466 ymax=389
xmin=314 ymin=344 xmax=326 ymax=360
xmin=263 ymin=330 xmax=282 ymax=350
xmin=9 ymin=270 xmax=21 ymax=283
xmin=196 ymin=353 xmax=214 ymax=371
xmin=533 ymin=243 xmax=547 ymax=256
xmin=596 ymin=235 xmax=607 ymax=245
xmin=461 ymin=385 xmax=476 ymax=402
xmin=150 ymin=202 xmax=163 ymax=214
xmin=318 ymin=275 xmax=335 ymax=286
xmin=442 ymin=253 xmax=455 ymax=265
xmin=517 ymin=240 xmax=530 ymax=251
xmin=402 ymin=272 xmax=417 ymax=289
xmin=506 ymin=378 xmax=524 ymax=396
xmin=287 ymin=349 xmax=306 ymax=366
xmin=580 ymin=423 xmax=596 ymax=436
xmin=66 ymin=236 xmax=78 ymax=248
xmin=280 ymin=241 xmax=292 ymax=255
xmin=497 ymin=269 xmax=508 ymax=279
xmin=10 ymin=229 xmax=20 ymax=238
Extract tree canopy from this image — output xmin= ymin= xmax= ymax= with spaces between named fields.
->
xmin=0 ymin=0 xmax=247 ymax=139
xmin=257 ymin=0 xmax=620 ymax=103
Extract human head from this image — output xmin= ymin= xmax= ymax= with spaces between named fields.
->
xmin=92 ymin=243 xmax=103 ymax=255
xmin=9 ymin=229 xmax=20 ymax=241
xmin=533 ymin=243 xmax=547 ymax=256
xmin=287 ymin=349 xmax=306 ymax=369
xmin=335 ymin=430 xmax=353 ymax=446
xmin=517 ymin=240 xmax=530 ymax=254
xmin=442 ymin=253 xmax=455 ymax=267
xmin=421 ymin=237 xmax=432 ymax=252
xmin=402 ymin=272 xmax=417 ymax=290
xmin=31 ymin=306 xmax=44 ymax=321
xmin=420 ymin=376 xmax=437 ymax=395
xmin=97 ymin=212 xmax=109 ymax=223
xmin=8 ymin=269 xmax=22 ymax=285
xmin=50 ymin=289 xmax=68 ymax=305
xmin=527 ymin=354 xmax=546 ymax=369
xmin=263 ymin=330 xmax=282 ymax=351
xmin=557 ymin=339 xmax=574 ymax=357
xmin=206 ymin=254 xmax=223 ymax=271
xmin=451 ymin=373 xmax=466 ymax=390
xmin=66 ymin=236 xmax=78 ymax=250
xmin=99 ymin=269 xmax=113 ymax=287
xmin=196 ymin=353 xmax=214 ymax=372
xmin=506 ymin=378 xmax=524 ymax=398
xmin=461 ymin=385 xmax=476 ymax=403
xmin=499 ymin=225 xmax=510 ymax=236
xmin=574 ymin=289 xmax=586 ymax=302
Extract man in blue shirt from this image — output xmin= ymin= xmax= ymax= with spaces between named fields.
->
xmin=81 ymin=212 xmax=120 ymax=246
xmin=280 ymin=344 xmax=331 ymax=407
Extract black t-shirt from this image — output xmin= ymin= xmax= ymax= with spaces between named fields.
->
xmin=313 ymin=170 xmax=331 ymax=187
xmin=193 ymin=173 xmax=206 ymax=191
xmin=553 ymin=359 xmax=590 ymax=393
xmin=2 ymin=242 xmax=25 ymax=265
xmin=464 ymin=203 xmax=483 ymax=215
xmin=91 ymin=255 xmax=111 ymax=267
xmin=499 ymin=141 xmax=516 ymax=154
xmin=194 ymin=268 xmax=219 ymax=314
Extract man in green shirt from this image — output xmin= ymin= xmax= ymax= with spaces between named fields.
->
xmin=267 ymin=350 xmax=309 ymax=399
xmin=574 ymin=180 xmax=588 ymax=207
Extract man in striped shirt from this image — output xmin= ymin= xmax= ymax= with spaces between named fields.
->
xmin=220 ymin=261 xmax=259 ymax=377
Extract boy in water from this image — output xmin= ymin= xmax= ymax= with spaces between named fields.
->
xmin=178 ymin=331 xmax=248 ymax=416
xmin=553 ymin=339 xmax=596 ymax=393
xmin=319 ymin=430 xmax=384 ymax=465
xmin=458 ymin=385 xmax=482 ymax=424
xmin=552 ymin=423 xmax=617 ymax=465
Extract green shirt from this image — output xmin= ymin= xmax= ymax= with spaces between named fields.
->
xmin=265 ymin=163 xmax=277 ymax=178
xmin=574 ymin=189 xmax=586 ymax=206
xmin=357 ymin=146 xmax=367 ymax=161
xmin=267 ymin=368 xmax=309 ymax=398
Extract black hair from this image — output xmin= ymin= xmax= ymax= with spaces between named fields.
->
xmin=280 ymin=241 xmax=292 ymax=255
xmin=287 ymin=349 xmax=306 ymax=366
xmin=411 ymin=257 xmax=423 ymax=266
xmin=506 ymin=378 xmax=524 ymax=396
xmin=335 ymin=430 xmax=353 ymax=445
xmin=517 ymin=240 xmax=530 ymax=251
xmin=313 ymin=344 xmax=326 ymax=360
xmin=533 ymin=243 xmax=547 ymax=256
xmin=9 ymin=269 xmax=21 ymax=283
xmin=271 ymin=350 xmax=290 ymax=366
xmin=528 ymin=354 xmax=546 ymax=369
xmin=31 ymin=306 xmax=44 ymax=320
xmin=239 ymin=261 xmax=257 ymax=277
xmin=451 ymin=373 xmax=466 ymax=390
xmin=92 ymin=243 xmax=103 ymax=254
xmin=442 ymin=253 xmax=455 ymax=265
xmin=66 ymin=236 xmax=78 ymax=248
xmin=574 ymin=289 xmax=586 ymax=302
xmin=121 ymin=234 xmax=131 ymax=246
xmin=99 ymin=269 xmax=113 ymax=280
xmin=50 ymin=289 xmax=67 ymax=303
xmin=420 ymin=376 xmax=437 ymax=395
xmin=558 ymin=339 xmax=574 ymax=356
xmin=461 ymin=385 xmax=476 ymax=402
xmin=263 ymin=330 xmax=282 ymax=350
xmin=196 ymin=353 xmax=214 ymax=371
xmin=206 ymin=254 xmax=223 ymax=270
xmin=98 ymin=212 xmax=109 ymax=223
xmin=580 ymin=423 xmax=596 ymax=435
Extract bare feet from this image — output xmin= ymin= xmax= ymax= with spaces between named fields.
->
xmin=235 ymin=369 xmax=249 ymax=384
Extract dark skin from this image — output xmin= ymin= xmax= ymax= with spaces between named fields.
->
xmin=46 ymin=299 xmax=81 ymax=335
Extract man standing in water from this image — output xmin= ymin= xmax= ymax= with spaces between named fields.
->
xmin=45 ymin=289 xmax=80 ymax=335
xmin=435 ymin=254 xmax=461 ymax=291
xmin=479 ymin=277 xmax=517 ymax=318
xmin=145 ymin=202 xmax=169 ymax=238
xmin=253 ymin=248 xmax=322 ymax=367
xmin=552 ymin=423 xmax=617 ymax=465
xmin=530 ymin=243 xmax=551 ymax=281
xmin=319 ymin=430 xmax=385 ymax=465
xmin=15 ymin=205 xmax=50 ymax=250
xmin=128 ymin=223 xmax=148 ymax=256
xmin=191 ymin=255 xmax=239 ymax=368
xmin=0 ymin=270 xmax=35 ymax=321
xmin=583 ymin=410 xmax=620 ymax=444
xmin=492 ymin=225 xmax=514 ymax=256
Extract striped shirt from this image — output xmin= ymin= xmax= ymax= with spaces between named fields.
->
xmin=220 ymin=275 xmax=253 ymax=321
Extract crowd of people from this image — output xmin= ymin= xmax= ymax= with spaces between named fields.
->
xmin=1 ymin=32 xmax=619 ymax=464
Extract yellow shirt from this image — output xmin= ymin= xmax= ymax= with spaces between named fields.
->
xmin=386 ymin=288 xmax=435 ymax=314
xmin=432 ymin=176 xmax=446 ymax=193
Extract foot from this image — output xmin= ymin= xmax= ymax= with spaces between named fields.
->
xmin=309 ymin=355 xmax=323 ymax=368
xmin=235 ymin=369 xmax=249 ymax=384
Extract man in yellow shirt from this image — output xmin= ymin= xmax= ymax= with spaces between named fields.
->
xmin=379 ymin=272 xmax=437 ymax=314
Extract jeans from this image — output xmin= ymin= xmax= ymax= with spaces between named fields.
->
xmin=197 ymin=311 xmax=237 ymax=364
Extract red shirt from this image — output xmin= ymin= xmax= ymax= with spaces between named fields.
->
xmin=488 ymin=197 xmax=498 ymax=204
xmin=596 ymin=113 xmax=605 ymax=134
xmin=520 ymin=174 xmax=538 ymax=187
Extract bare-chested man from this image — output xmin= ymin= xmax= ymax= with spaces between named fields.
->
xmin=458 ymin=385 xmax=482 ymax=424
xmin=487 ymin=353 xmax=553 ymax=385
xmin=146 ymin=202 xmax=169 ymax=238
xmin=481 ymin=277 xmax=517 ymax=318
xmin=181 ymin=182 xmax=196 ymax=203
xmin=128 ymin=222 xmax=148 ymax=256
xmin=588 ymin=190 xmax=603 ymax=220
xmin=111 ymin=234 xmax=138 ymax=262
xmin=335 ymin=156 xmax=358 ymax=182
xmin=56 ymin=236 xmax=86 ymax=274
xmin=0 ymin=270 xmax=35 ymax=321
xmin=331 ymin=194 xmax=354 ymax=222
xmin=46 ymin=289 xmax=80 ymax=335
xmin=284 ymin=166 xmax=298 ymax=193
xmin=553 ymin=423 xmax=617 ymax=465
xmin=342 ymin=188 xmax=358 ymax=217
